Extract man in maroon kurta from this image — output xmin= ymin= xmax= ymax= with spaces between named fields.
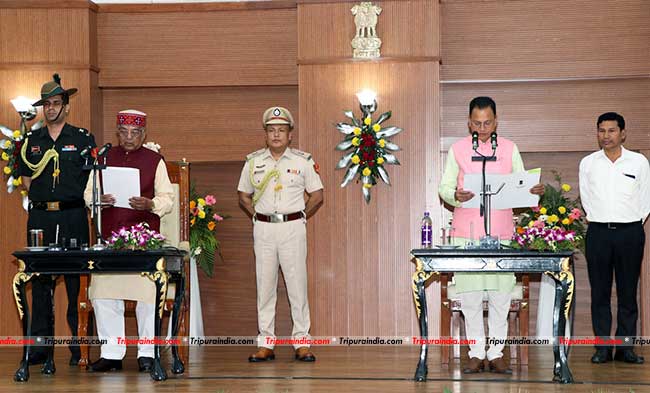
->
xmin=84 ymin=109 xmax=174 ymax=372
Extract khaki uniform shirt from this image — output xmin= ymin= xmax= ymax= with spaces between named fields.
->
xmin=237 ymin=148 xmax=323 ymax=214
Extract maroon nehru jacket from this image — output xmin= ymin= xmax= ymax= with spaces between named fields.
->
xmin=100 ymin=145 xmax=163 ymax=234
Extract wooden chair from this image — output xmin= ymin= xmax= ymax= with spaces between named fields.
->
xmin=440 ymin=273 xmax=529 ymax=366
xmin=77 ymin=160 xmax=191 ymax=367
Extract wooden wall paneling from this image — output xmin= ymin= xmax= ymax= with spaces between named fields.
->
xmin=441 ymin=0 xmax=650 ymax=81
xmin=0 ymin=8 xmax=94 ymax=66
xmin=299 ymin=61 xmax=439 ymax=337
xmin=101 ymin=86 xmax=298 ymax=162
xmin=97 ymin=8 xmax=298 ymax=88
xmin=441 ymin=78 xmax=650 ymax=153
xmin=298 ymin=0 xmax=439 ymax=62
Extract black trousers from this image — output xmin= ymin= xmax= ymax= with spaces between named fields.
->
xmin=27 ymin=207 xmax=89 ymax=357
xmin=585 ymin=222 xmax=645 ymax=350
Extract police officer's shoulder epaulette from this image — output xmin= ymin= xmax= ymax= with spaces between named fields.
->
xmin=78 ymin=128 xmax=90 ymax=136
xmin=290 ymin=148 xmax=312 ymax=161
xmin=246 ymin=148 xmax=265 ymax=161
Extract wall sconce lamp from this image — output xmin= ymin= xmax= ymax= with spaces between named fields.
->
xmin=10 ymin=96 xmax=37 ymax=134
xmin=356 ymin=89 xmax=377 ymax=115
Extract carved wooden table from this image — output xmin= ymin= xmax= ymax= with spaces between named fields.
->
xmin=410 ymin=249 xmax=574 ymax=383
xmin=11 ymin=248 xmax=187 ymax=382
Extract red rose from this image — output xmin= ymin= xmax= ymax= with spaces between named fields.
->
xmin=368 ymin=161 xmax=375 ymax=167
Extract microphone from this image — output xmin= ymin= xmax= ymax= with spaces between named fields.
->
xmin=97 ymin=143 xmax=112 ymax=157
xmin=79 ymin=146 xmax=92 ymax=159
xmin=471 ymin=131 xmax=479 ymax=151
xmin=490 ymin=132 xmax=498 ymax=151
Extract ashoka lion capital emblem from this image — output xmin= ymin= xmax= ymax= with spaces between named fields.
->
xmin=351 ymin=2 xmax=382 ymax=59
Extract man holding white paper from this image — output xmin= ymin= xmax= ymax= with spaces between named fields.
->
xmin=83 ymin=109 xmax=174 ymax=372
xmin=438 ymin=96 xmax=544 ymax=374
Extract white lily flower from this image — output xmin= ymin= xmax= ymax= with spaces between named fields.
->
xmin=0 ymin=125 xmax=14 ymax=138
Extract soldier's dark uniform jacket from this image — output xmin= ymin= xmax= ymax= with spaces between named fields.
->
xmin=17 ymin=122 xmax=95 ymax=361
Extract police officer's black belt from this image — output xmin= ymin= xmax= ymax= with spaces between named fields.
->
xmin=255 ymin=212 xmax=304 ymax=223
xmin=590 ymin=221 xmax=641 ymax=230
xmin=29 ymin=200 xmax=85 ymax=212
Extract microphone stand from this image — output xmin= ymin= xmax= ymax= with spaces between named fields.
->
xmin=471 ymin=140 xmax=504 ymax=249
xmin=84 ymin=153 xmax=107 ymax=250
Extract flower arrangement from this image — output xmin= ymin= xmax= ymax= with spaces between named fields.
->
xmin=107 ymin=222 xmax=166 ymax=250
xmin=511 ymin=172 xmax=586 ymax=253
xmin=1 ymin=125 xmax=26 ymax=193
xmin=189 ymin=187 xmax=225 ymax=277
xmin=335 ymin=108 xmax=402 ymax=203
xmin=1 ymin=121 xmax=43 ymax=210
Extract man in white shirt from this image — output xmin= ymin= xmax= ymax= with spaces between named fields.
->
xmin=579 ymin=112 xmax=650 ymax=365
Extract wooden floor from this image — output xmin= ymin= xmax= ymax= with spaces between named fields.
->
xmin=1 ymin=346 xmax=649 ymax=392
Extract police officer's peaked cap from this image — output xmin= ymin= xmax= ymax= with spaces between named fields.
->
xmin=32 ymin=74 xmax=78 ymax=107
xmin=262 ymin=107 xmax=294 ymax=128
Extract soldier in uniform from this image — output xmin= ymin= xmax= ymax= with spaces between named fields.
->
xmin=18 ymin=74 xmax=96 ymax=366
xmin=238 ymin=107 xmax=324 ymax=363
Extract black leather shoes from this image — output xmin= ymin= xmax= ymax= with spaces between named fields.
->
xmin=138 ymin=357 xmax=154 ymax=372
xmin=614 ymin=349 xmax=644 ymax=364
xmin=591 ymin=348 xmax=613 ymax=363
xmin=89 ymin=358 xmax=123 ymax=372
xmin=27 ymin=352 xmax=47 ymax=365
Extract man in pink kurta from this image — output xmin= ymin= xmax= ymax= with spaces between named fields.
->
xmin=439 ymin=97 xmax=544 ymax=374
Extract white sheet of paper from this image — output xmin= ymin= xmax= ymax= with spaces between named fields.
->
xmin=101 ymin=166 xmax=140 ymax=209
xmin=462 ymin=169 xmax=541 ymax=210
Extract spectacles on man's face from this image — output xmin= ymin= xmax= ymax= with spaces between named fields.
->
xmin=118 ymin=128 xmax=145 ymax=138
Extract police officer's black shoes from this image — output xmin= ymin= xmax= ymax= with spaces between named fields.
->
xmin=591 ymin=348 xmax=613 ymax=363
xmin=614 ymin=349 xmax=644 ymax=364
xmin=89 ymin=358 xmax=123 ymax=372
xmin=138 ymin=357 xmax=154 ymax=372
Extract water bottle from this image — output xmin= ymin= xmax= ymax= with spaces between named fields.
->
xmin=421 ymin=212 xmax=433 ymax=248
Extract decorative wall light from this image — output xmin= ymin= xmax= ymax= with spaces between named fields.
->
xmin=10 ymin=96 xmax=37 ymax=134
xmin=335 ymin=89 xmax=403 ymax=204
xmin=1 ymin=96 xmax=41 ymax=210
xmin=350 ymin=2 xmax=383 ymax=59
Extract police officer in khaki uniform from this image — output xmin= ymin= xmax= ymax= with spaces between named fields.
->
xmin=238 ymin=107 xmax=324 ymax=362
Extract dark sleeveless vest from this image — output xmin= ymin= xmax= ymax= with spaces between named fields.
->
xmin=100 ymin=146 xmax=162 ymax=235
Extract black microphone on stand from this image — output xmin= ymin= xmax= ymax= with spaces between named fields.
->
xmin=490 ymin=132 xmax=498 ymax=152
xmin=97 ymin=143 xmax=112 ymax=157
xmin=472 ymin=131 xmax=479 ymax=151
xmin=80 ymin=146 xmax=92 ymax=158
xmin=80 ymin=146 xmax=93 ymax=169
